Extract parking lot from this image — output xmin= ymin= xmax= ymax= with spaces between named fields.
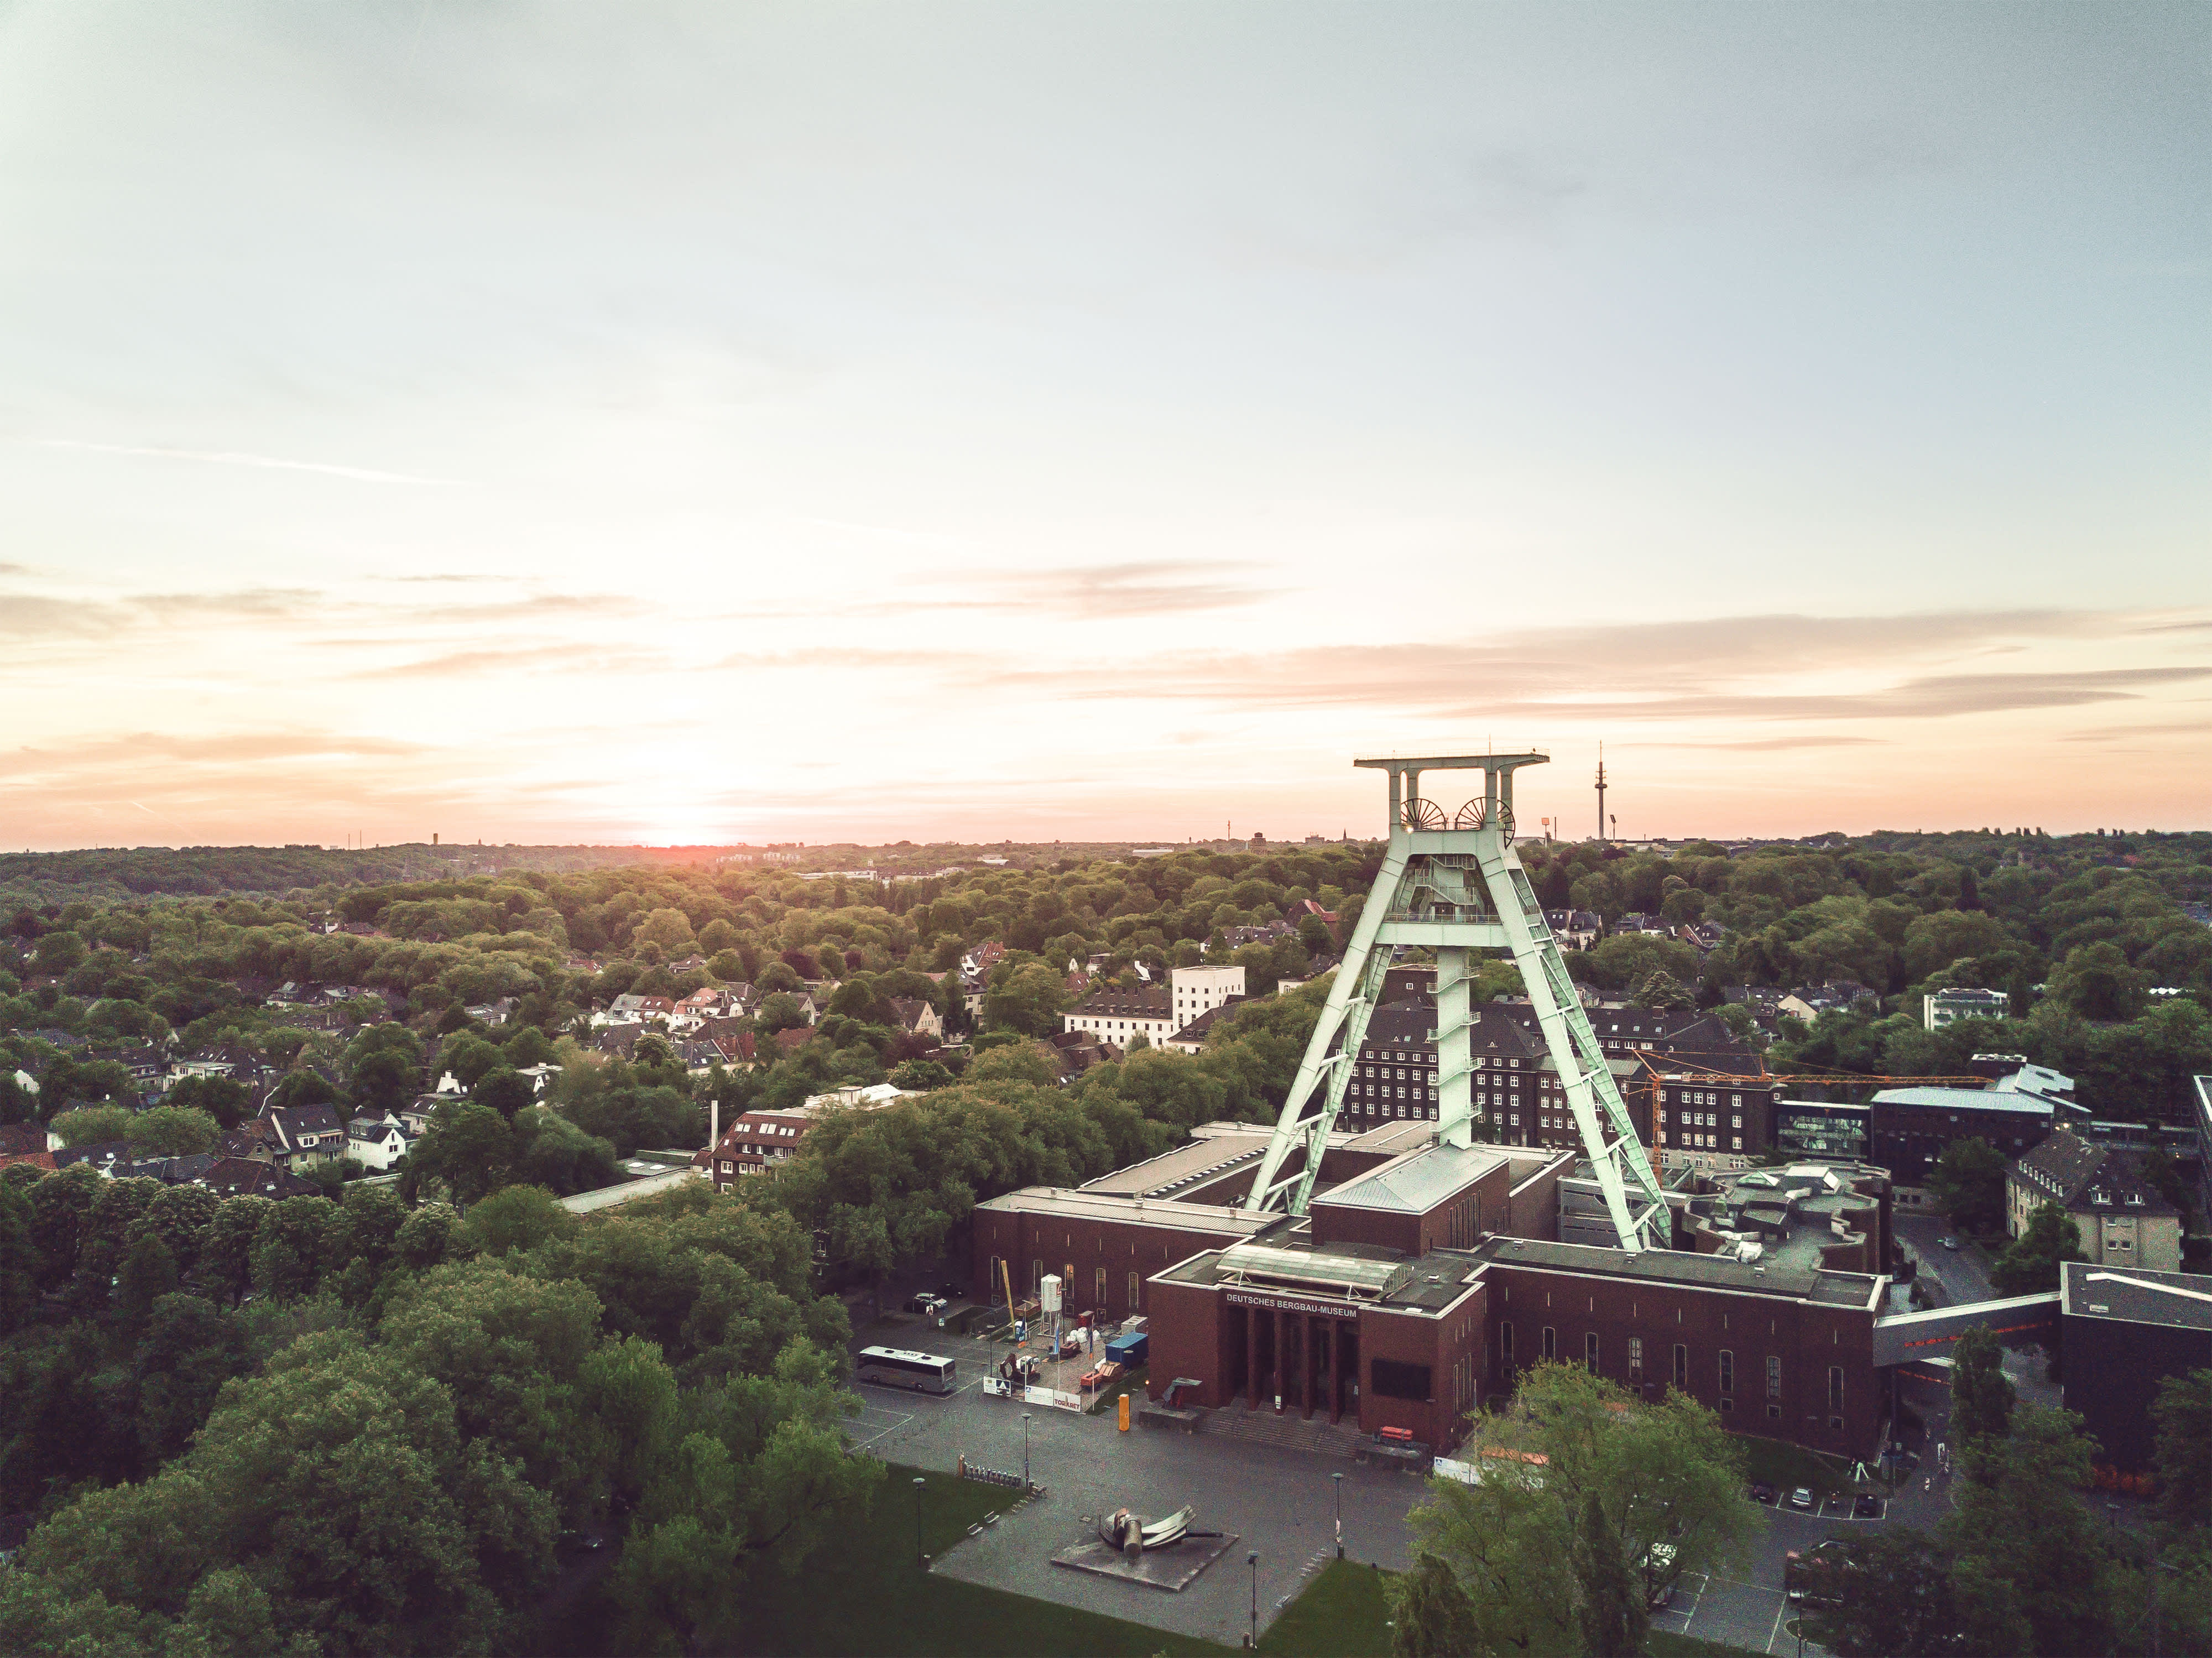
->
xmin=847 ymin=1304 xmax=1871 ymax=1650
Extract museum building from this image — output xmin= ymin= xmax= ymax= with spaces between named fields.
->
xmin=973 ymin=1122 xmax=1891 ymax=1457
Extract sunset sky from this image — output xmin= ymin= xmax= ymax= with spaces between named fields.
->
xmin=2 ymin=2 xmax=2205 ymax=851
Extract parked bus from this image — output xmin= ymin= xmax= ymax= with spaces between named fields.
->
xmin=855 ymin=1346 xmax=957 ymax=1394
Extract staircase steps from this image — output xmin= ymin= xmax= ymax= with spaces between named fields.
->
xmin=1198 ymin=1404 xmax=1364 ymax=1461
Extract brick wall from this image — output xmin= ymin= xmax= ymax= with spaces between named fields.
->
xmin=1483 ymin=1262 xmax=1881 ymax=1457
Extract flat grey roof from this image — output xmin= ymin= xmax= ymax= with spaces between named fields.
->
xmin=1476 ymin=1235 xmax=1884 ymax=1310
xmin=1871 ymin=1087 xmax=2053 ymax=1117
xmin=1159 ymin=1243 xmax=1483 ymax=1315
xmin=2062 ymin=1260 xmax=2212 ymax=1331
xmin=1312 ymin=1141 xmax=1514 ymax=1214
xmin=1079 ymin=1132 xmax=1270 ymax=1197
xmin=974 ymin=1183 xmax=1283 ymax=1238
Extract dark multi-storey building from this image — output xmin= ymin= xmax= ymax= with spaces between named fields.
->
xmin=2059 ymin=1260 xmax=2212 ymax=1469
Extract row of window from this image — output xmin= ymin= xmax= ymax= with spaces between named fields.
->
xmin=1499 ymin=1323 xmax=1844 ymax=1411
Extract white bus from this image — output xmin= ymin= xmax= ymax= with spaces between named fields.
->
xmin=855 ymin=1346 xmax=957 ymax=1394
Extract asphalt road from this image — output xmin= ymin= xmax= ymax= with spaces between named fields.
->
xmin=1895 ymin=1212 xmax=1997 ymax=1306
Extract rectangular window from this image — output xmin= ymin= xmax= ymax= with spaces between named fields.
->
xmin=1719 ymin=1350 xmax=1735 ymax=1394
xmin=1542 ymin=1326 xmax=1557 ymax=1362
xmin=1094 ymin=1266 xmax=1107 ymax=1306
xmin=1032 ymin=1259 xmax=1043 ymax=1292
xmin=1127 ymin=1271 xmax=1140 ymax=1311
xmin=1499 ymin=1322 xmax=1515 ymax=1369
xmin=1767 ymin=1356 xmax=1782 ymax=1399
xmin=1372 ymin=1359 xmax=1432 ymax=1401
xmin=1627 ymin=1336 xmax=1643 ymax=1379
xmin=1584 ymin=1332 xmax=1600 ymax=1374
xmin=1828 ymin=1367 xmax=1844 ymax=1413
xmin=1672 ymin=1344 xmax=1688 ymax=1390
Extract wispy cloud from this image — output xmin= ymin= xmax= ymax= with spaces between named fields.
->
xmin=33 ymin=439 xmax=453 ymax=486
xmin=971 ymin=612 xmax=2209 ymax=724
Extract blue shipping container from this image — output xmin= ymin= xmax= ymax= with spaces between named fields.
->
xmin=1107 ymin=1332 xmax=1148 ymax=1365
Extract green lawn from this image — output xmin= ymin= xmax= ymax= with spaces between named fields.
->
xmin=541 ymin=1464 xmax=1772 ymax=1657
xmin=716 ymin=1463 xmax=1238 ymax=1657
xmin=1732 ymin=1432 xmax=1853 ymax=1502
xmin=1258 ymin=1559 xmax=1393 ymax=1657
xmin=1650 ymin=1631 xmax=1769 ymax=1658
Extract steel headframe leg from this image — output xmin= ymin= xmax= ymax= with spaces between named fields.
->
xmin=1243 ymin=752 xmax=1667 ymax=1251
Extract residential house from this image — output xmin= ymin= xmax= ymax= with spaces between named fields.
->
xmin=464 ymin=997 xmax=517 ymax=1026
xmin=2007 ymin=1128 xmax=2183 ymax=1272
xmin=1778 ymin=981 xmax=1880 ymax=1023
xmin=1162 ymin=998 xmax=1246 ymax=1054
xmin=1924 ymin=987 xmax=2011 ymax=1031
xmin=51 ymin=1141 xmax=139 ymax=1178
xmin=1543 ymin=909 xmax=1604 ymax=951
xmin=262 ymin=1103 xmax=348 ymax=1169
xmin=216 ymin=1127 xmax=274 ymax=1164
xmin=346 ymin=1112 xmax=414 ymax=1172
xmin=674 ymin=1039 xmax=726 ymax=1076
xmin=198 ymin=1157 xmax=321 ymax=1200
xmin=1046 ymin=1029 xmax=1121 ymax=1076
xmin=888 ymin=998 xmax=944 ymax=1042
xmin=698 ymin=1109 xmax=817 ymax=1189
xmin=515 ymin=1062 xmax=561 ymax=1095
xmin=1612 ymin=913 xmax=1673 ymax=938
xmin=0 ymin=1122 xmax=55 ymax=1159
xmin=400 ymin=1094 xmax=455 ymax=1136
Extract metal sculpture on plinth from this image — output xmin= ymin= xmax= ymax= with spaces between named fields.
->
xmin=1240 ymin=751 xmax=1668 ymax=1252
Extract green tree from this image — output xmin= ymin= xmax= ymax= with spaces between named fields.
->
xmin=633 ymin=908 xmax=696 ymax=952
xmin=1387 ymin=1553 xmax=1480 ymax=1658
xmin=471 ymin=1066 xmax=535 ymax=1121
xmin=1944 ymin=1406 xmax=2110 ymax=1656
xmin=49 ymin=1103 xmax=134 ymax=1148
xmin=980 ymin=961 xmax=1070 ymax=1036
xmin=460 ymin=1184 xmax=573 ymax=1255
xmin=1952 ymin=1325 xmax=2015 ymax=1454
xmin=165 ymin=1074 xmax=252 ymax=1129
xmin=0 ymin=1180 xmax=38 ymax=1336
xmin=2153 ymin=1367 xmax=2212 ymax=1529
xmin=123 ymin=1105 xmax=221 ymax=1157
xmin=405 ymin=1100 xmax=515 ymax=1207
xmin=1926 ymin=1136 xmax=2007 ymax=1233
xmin=1991 ymin=1198 xmax=2085 ymax=1295
xmin=2046 ymin=941 xmax=2148 ymax=1021
xmin=113 ymin=1232 xmax=178 ymax=1333
xmin=1405 ymin=1363 xmax=1755 ymax=1655
xmin=1576 ymin=1486 xmax=1647 ymax=1657
xmin=436 ymin=1032 xmax=505 ymax=1091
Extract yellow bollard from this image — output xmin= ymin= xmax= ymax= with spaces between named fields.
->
xmin=1118 ymin=1392 xmax=1130 ymax=1432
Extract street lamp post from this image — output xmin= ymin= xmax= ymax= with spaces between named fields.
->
xmin=1248 ymin=1552 xmax=1259 ymax=1649
xmin=1333 ymin=1472 xmax=1344 ymax=1560
xmin=1022 ymin=1411 xmax=1032 ymax=1490
xmin=914 ymin=1476 xmax=926 ymax=1568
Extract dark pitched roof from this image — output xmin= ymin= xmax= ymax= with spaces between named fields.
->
xmin=198 ymin=1157 xmax=320 ymax=1200
xmin=1069 ymin=988 xmax=1171 ymax=1018
xmin=2015 ymin=1129 xmax=2176 ymax=1216
xmin=1172 ymin=998 xmax=1248 ymax=1045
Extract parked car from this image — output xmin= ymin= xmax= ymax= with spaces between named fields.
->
xmin=1789 ymin=1487 xmax=1815 ymax=1511
xmin=1853 ymin=1494 xmax=1883 ymax=1519
xmin=903 ymin=1292 xmax=948 ymax=1317
xmin=937 ymin=1281 xmax=966 ymax=1300
xmin=1748 ymin=1482 xmax=1778 ymax=1505
xmin=1940 ymin=1237 xmax=1960 ymax=1250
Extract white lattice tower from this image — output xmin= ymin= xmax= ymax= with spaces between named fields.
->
xmin=1240 ymin=752 xmax=1668 ymax=1251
